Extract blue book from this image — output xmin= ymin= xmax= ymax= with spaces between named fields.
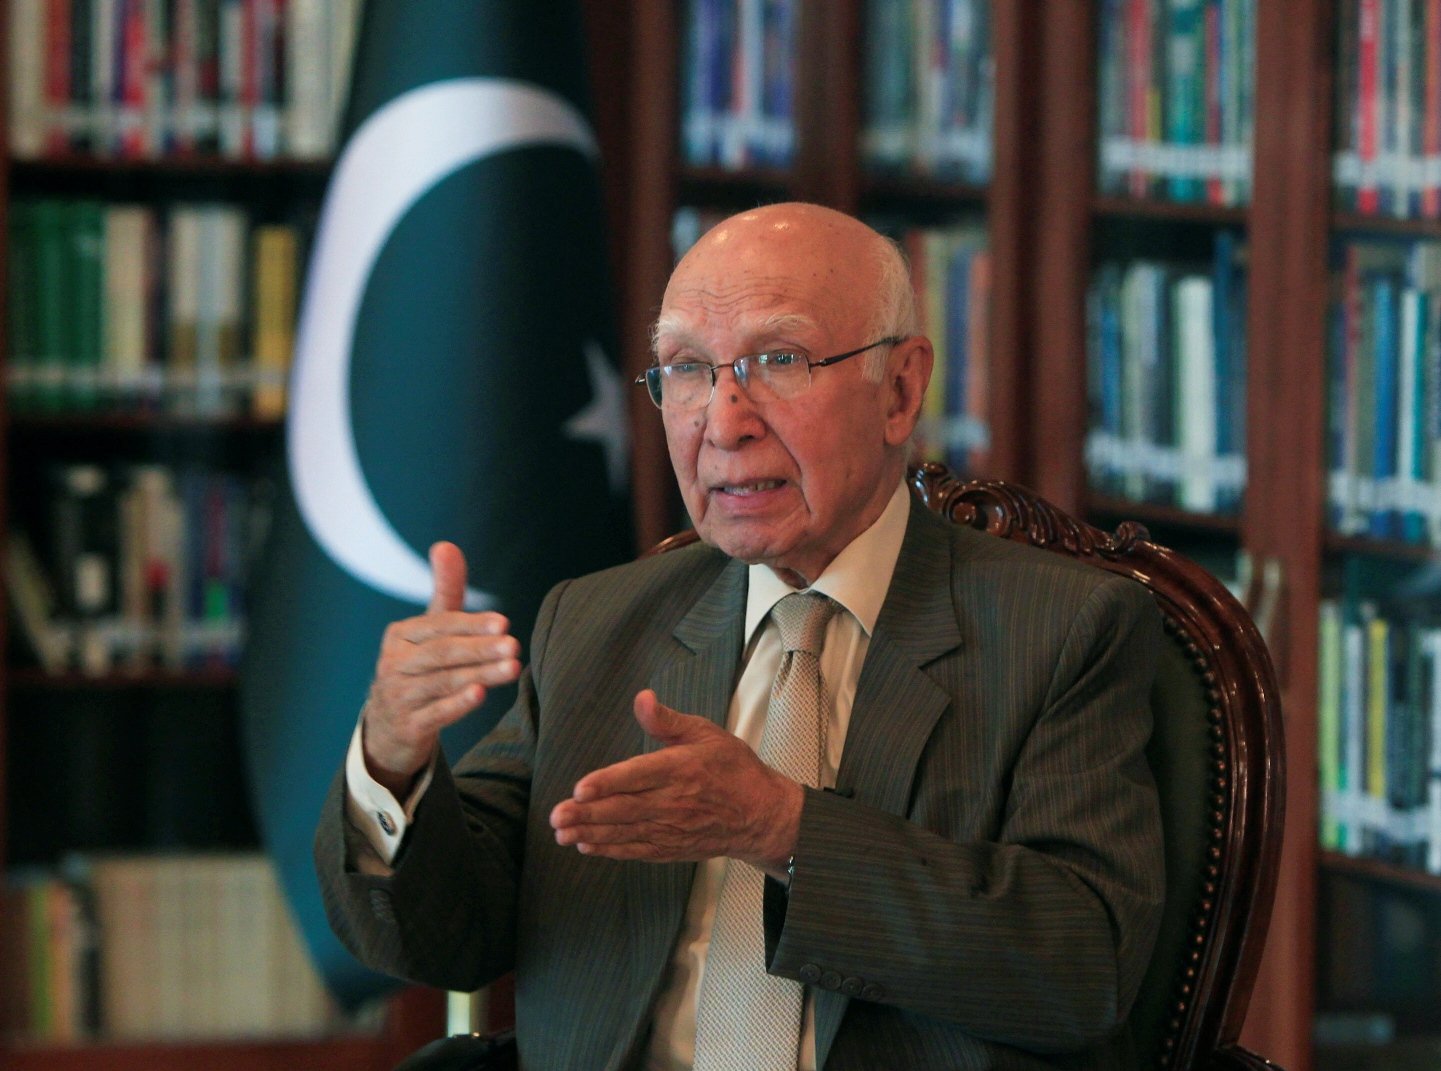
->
xmin=760 ymin=0 xmax=796 ymax=167
xmin=944 ymin=243 xmax=972 ymax=472
xmin=1370 ymin=271 xmax=1401 ymax=538
xmin=1210 ymin=229 xmax=1246 ymax=511
xmin=1166 ymin=0 xmax=1206 ymax=202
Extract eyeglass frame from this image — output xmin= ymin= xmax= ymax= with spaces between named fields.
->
xmin=634 ymin=336 xmax=906 ymax=410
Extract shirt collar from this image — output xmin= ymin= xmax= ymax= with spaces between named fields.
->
xmin=744 ymin=480 xmax=911 ymax=644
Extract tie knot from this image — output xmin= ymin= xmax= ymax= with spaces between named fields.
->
xmin=771 ymin=592 xmax=839 ymax=656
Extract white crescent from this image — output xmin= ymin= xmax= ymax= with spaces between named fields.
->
xmin=287 ymin=78 xmax=597 ymax=609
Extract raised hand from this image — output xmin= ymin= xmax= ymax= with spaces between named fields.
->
xmin=360 ymin=541 xmax=521 ymax=798
xmin=548 ymin=690 xmax=803 ymax=877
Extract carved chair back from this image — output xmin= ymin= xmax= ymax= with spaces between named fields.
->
xmin=904 ymin=464 xmax=1285 ymax=1071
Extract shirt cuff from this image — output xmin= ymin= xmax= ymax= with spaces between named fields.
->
xmin=343 ymin=716 xmax=438 ymax=866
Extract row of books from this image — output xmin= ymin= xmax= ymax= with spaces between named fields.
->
xmin=680 ymin=0 xmax=797 ymax=169
xmin=6 ymin=462 xmax=267 ymax=676
xmin=0 ymin=853 xmax=343 ymax=1042
xmin=7 ymin=0 xmax=360 ymax=161
xmin=901 ymin=223 xmax=993 ymax=475
xmin=7 ymin=197 xmax=301 ymax=419
xmin=1096 ymin=0 xmax=1256 ymax=208
xmin=862 ymin=0 xmax=994 ymax=183
xmin=1318 ymin=585 xmax=1441 ymax=872
xmin=1085 ymin=232 xmax=1249 ymax=514
xmin=1327 ymin=238 xmax=1441 ymax=544
xmin=1333 ymin=0 xmax=1441 ymax=219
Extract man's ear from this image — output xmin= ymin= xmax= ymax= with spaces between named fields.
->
xmin=883 ymin=337 xmax=934 ymax=447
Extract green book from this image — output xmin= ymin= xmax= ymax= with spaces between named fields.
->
xmin=30 ymin=200 xmax=72 ymax=413
xmin=65 ymin=200 xmax=106 ymax=412
xmin=1318 ymin=599 xmax=1343 ymax=851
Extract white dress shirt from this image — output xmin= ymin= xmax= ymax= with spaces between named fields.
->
xmin=345 ymin=480 xmax=912 ymax=1069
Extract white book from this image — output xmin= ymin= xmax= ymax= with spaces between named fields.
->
xmin=167 ymin=206 xmax=205 ymax=408
xmin=196 ymin=206 xmax=248 ymax=415
xmin=1394 ymin=0 xmax=1415 ymax=217
xmin=92 ymin=0 xmax=119 ymax=153
xmin=284 ymin=0 xmax=331 ymax=157
xmin=219 ymin=0 xmax=247 ymax=156
xmin=1174 ymin=274 xmax=1218 ymax=512
xmin=7 ymin=0 xmax=46 ymax=158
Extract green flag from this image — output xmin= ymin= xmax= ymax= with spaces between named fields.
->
xmin=240 ymin=1 xmax=632 ymax=1005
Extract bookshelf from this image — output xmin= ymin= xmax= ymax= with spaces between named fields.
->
xmin=0 ymin=1 xmax=451 ymax=1067
xmin=1031 ymin=3 xmax=1441 ymax=1070
xmin=7 ymin=2 xmax=1441 ymax=1070
xmin=608 ymin=3 xmax=1434 ymax=1071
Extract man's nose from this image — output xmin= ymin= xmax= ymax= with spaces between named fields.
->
xmin=703 ymin=366 xmax=765 ymax=447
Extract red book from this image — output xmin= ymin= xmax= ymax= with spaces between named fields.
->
xmin=241 ymin=0 xmax=259 ymax=157
xmin=1358 ymin=0 xmax=1380 ymax=215
xmin=1126 ymin=0 xmax=1152 ymax=199
xmin=118 ymin=0 xmax=148 ymax=157
xmin=43 ymin=0 xmax=71 ymax=155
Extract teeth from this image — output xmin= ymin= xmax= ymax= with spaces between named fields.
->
xmin=724 ymin=480 xmax=782 ymax=494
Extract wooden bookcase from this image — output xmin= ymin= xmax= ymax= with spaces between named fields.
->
xmin=6 ymin=3 xmax=1441 ymax=1070
xmin=0 ymin=8 xmax=431 ymax=1071
xmin=605 ymin=4 xmax=1439 ymax=1071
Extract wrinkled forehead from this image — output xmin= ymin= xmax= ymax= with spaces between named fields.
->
xmin=657 ymin=236 xmax=872 ymax=352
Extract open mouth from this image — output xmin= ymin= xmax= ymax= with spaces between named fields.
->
xmin=716 ymin=479 xmax=786 ymax=495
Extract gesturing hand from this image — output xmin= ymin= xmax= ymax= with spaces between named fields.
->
xmin=360 ymin=541 xmax=521 ymax=798
xmin=549 ymin=690 xmax=803 ymax=877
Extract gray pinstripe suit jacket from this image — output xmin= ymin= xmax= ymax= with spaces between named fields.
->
xmin=316 ymin=494 xmax=1165 ymax=1070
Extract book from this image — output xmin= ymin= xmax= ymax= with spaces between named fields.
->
xmin=250 ymin=223 xmax=297 ymax=419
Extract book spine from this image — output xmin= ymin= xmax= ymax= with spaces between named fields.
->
xmin=9 ymin=0 xmax=49 ymax=158
xmin=1360 ymin=0 xmax=1382 ymax=213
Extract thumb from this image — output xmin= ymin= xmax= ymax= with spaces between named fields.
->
xmin=427 ymin=541 xmax=468 ymax=613
xmin=633 ymin=689 xmax=707 ymax=746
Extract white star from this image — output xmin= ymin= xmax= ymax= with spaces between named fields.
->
xmin=564 ymin=340 xmax=630 ymax=493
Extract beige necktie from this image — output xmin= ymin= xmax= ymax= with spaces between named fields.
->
xmin=693 ymin=592 xmax=840 ymax=1071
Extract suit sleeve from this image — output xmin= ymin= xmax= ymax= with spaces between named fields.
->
xmin=763 ymin=574 xmax=1165 ymax=1053
xmin=312 ymin=580 xmax=567 ymax=993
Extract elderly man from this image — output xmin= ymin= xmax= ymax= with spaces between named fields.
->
xmin=316 ymin=203 xmax=1164 ymax=1070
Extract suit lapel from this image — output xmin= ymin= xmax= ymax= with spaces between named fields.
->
xmin=612 ymin=555 xmax=747 ymax=1068
xmin=815 ymin=499 xmax=963 ymax=1066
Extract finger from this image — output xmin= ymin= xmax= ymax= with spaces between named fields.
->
xmin=402 ymin=681 xmax=489 ymax=734
xmin=550 ymin=788 xmax=657 ymax=830
xmin=569 ymin=750 xmax=678 ymax=804
xmin=392 ymin=634 xmax=520 ymax=676
xmin=633 ymin=690 xmax=710 ymax=747
xmin=382 ymin=660 xmax=522 ymax=710
xmin=427 ymin=541 xmax=468 ymax=614
xmin=397 ymin=611 xmax=511 ymax=644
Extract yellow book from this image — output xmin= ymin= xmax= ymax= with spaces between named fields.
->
xmin=1366 ymin=615 xmax=1389 ymax=808
xmin=251 ymin=225 xmax=299 ymax=419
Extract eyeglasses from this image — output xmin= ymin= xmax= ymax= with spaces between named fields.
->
xmin=636 ymin=337 xmax=904 ymax=411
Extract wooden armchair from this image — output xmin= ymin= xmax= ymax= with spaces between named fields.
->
xmin=395 ymin=464 xmax=1287 ymax=1071
xmin=906 ymin=465 xmax=1286 ymax=1070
